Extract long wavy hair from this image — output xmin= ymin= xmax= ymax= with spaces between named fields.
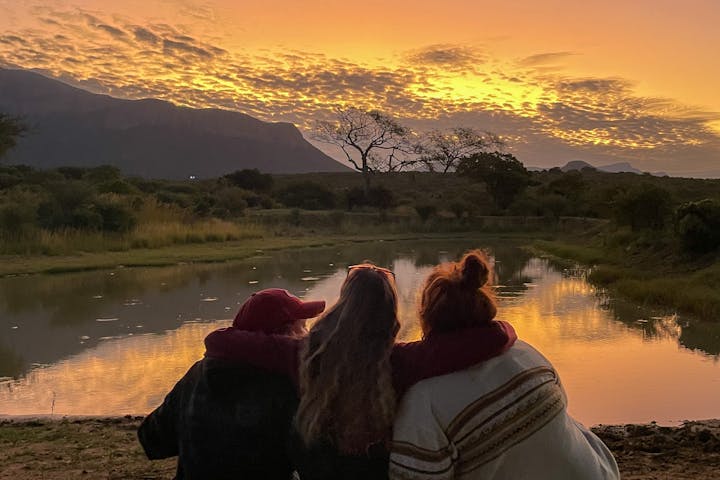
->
xmin=295 ymin=265 xmax=400 ymax=453
xmin=419 ymin=250 xmax=497 ymax=337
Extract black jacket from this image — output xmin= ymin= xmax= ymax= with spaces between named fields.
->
xmin=138 ymin=357 xmax=298 ymax=480
xmin=290 ymin=431 xmax=390 ymax=480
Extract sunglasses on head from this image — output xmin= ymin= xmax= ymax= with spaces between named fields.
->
xmin=347 ymin=264 xmax=396 ymax=279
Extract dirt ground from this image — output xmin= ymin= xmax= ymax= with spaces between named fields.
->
xmin=592 ymin=420 xmax=720 ymax=479
xmin=1 ymin=416 xmax=719 ymax=479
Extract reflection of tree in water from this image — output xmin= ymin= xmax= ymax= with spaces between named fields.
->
xmin=679 ymin=322 xmax=720 ymax=356
xmin=0 ymin=343 xmax=25 ymax=379
xmin=598 ymin=292 xmax=720 ymax=357
xmin=0 ymin=265 xmax=225 ymax=326
xmin=489 ymin=244 xmax=533 ymax=287
xmin=0 ymin=239 xmax=533 ymax=379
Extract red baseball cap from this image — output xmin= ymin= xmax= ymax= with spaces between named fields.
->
xmin=233 ymin=288 xmax=326 ymax=334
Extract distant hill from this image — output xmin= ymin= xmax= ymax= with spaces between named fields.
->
xmin=560 ymin=160 xmax=597 ymax=172
xmin=0 ymin=68 xmax=348 ymax=178
xmin=558 ymin=160 xmax=666 ymax=176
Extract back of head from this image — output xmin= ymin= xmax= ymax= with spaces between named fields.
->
xmin=233 ymin=288 xmax=325 ymax=335
xmin=419 ymin=250 xmax=497 ymax=336
xmin=295 ymin=265 xmax=400 ymax=453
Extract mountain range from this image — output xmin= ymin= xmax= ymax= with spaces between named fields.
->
xmin=0 ymin=68 xmax=347 ymax=179
xmin=527 ymin=160 xmax=667 ymax=177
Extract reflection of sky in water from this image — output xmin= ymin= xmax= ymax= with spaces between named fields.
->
xmin=1 ymin=241 xmax=719 ymax=425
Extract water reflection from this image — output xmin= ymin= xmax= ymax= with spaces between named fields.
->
xmin=1 ymin=239 xmax=719 ymax=425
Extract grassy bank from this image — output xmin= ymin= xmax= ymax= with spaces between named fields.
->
xmin=531 ymin=232 xmax=720 ymax=321
xmin=1 ymin=417 xmax=718 ymax=480
xmin=0 ymin=230 xmax=551 ymax=277
xmin=0 ymin=204 xmax=597 ymax=277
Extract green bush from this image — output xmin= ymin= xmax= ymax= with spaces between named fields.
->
xmin=0 ymin=202 xmax=36 ymax=237
xmin=214 ymin=187 xmax=248 ymax=218
xmin=343 ymin=186 xmax=397 ymax=211
xmin=83 ymin=165 xmax=122 ymax=184
xmin=449 ymin=201 xmax=471 ymax=219
xmin=96 ymin=202 xmax=137 ymax=232
xmin=415 ymin=204 xmax=437 ymax=222
xmin=676 ymin=199 xmax=720 ymax=253
xmin=613 ymin=185 xmax=673 ymax=231
xmin=276 ymin=181 xmax=336 ymax=210
xmin=97 ymin=180 xmax=137 ymax=195
xmin=224 ymin=169 xmax=274 ymax=192
xmin=156 ymin=191 xmax=191 ymax=208
xmin=55 ymin=167 xmax=88 ymax=180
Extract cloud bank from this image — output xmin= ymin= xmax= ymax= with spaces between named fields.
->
xmin=0 ymin=5 xmax=718 ymax=176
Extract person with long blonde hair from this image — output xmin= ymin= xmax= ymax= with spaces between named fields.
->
xmin=205 ymin=262 xmax=517 ymax=479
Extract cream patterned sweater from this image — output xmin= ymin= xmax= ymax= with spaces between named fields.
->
xmin=389 ymin=340 xmax=620 ymax=480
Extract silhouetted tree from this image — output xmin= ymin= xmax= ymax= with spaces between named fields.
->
xmin=314 ymin=107 xmax=413 ymax=193
xmin=0 ymin=114 xmax=27 ymax=161
xmin=415 ymin=127 xmax=503 ymax=173
xmin=457 ymin=152 xmax=530 ymax=209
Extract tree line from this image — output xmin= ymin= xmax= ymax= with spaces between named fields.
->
xmin=2 ymin=108 xmax=719 ymax=256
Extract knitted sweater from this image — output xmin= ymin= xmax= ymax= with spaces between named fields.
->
xmin=389 ymin=341 xmax=620 ymax=480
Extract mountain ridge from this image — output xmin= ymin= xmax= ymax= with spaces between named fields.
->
xmin=0 ymin=68 xmax=347 ymax=178
xmin=527 ymin=160 xmax=668 ymax=177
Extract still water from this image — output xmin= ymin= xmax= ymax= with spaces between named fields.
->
xmin=1 ymin=239 xmax=719 ymax=425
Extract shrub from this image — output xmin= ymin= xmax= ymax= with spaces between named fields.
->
xmin=415 ymin=204 xmax=437 ymax=222
xmin=613 ymin=185 xmax=673 ymax=231
xmin=368 ymin=186 xmax=398 ymax=210
xmin=676 ymin=199 xmax=720 ymax=253
xmin=276 ymin=181 xmax=336 ymax=210
xmin=449 ymin=201 xmax=472 ymax=219
xmin=0 ymin=173 xmax=22 ymax=189
xmin=156 ymin=191 xmax=191 ymax=208
xmin=68 ymin=205 xmax=103 ymax=230
xmin=83 ymin=165 xmax=122 ymax=183
xmin=0 ymin=202 xmax=36 ymax=237
xmin=214 ymin=187 xmax=248 ymax=218
xmin=97 ymin=179 xmax=137 ymax=195
xmin=343 ymin=186 xmax=397 ymax=211
xmin=96 ymin=201 xmax=137 ymax=232
xmin=55 ymin=167 xmax=88 ymax=180
xmin=345 ymin=187 xmax=366 ymax=210
xmin=224 ymin=169 xmax=274 ymax=192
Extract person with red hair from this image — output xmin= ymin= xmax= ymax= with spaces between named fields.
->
xmin=389 ymin=251 xmax=620 ymax=480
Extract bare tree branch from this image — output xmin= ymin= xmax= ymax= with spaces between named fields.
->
xmin=415 ymin=127 xmax=504 ymax=173
xmin=312 ymin=106 xmax=412 ymax=192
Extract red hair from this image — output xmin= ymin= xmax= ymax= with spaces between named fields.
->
xmin=419 ymin=250 xmax=497 ymax=336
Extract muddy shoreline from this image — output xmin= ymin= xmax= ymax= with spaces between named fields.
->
xmin=1 ymin=416 xmax=719 ymax=479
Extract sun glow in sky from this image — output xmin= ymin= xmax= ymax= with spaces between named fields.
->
xmin=0 ymin=0 xmax=719 ymax=175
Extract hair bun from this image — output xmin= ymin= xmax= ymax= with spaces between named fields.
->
xmin=460 ymin=252 xmax=489 ymax=289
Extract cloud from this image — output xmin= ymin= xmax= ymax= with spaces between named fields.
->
xmin=162 ymin=38 xmax=215 ymax=60
xmin=0 ymin=7 xmax=718 ymax=175
xmin=406 ymin=44 xmax=486 ymax=71
xmin=132 ymin=27 xmax=160 ymax=45
xmin=520 ymin=51 xmax=576 ymax=66
xmin=96 ymin=24 xmax=128 ymax=40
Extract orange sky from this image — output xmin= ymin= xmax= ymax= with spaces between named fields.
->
xmin=0 ymin=0 xmax=719 ymax=175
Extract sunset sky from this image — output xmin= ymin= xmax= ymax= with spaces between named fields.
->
xmin=1 ymin=0 xmax=719 ymax=176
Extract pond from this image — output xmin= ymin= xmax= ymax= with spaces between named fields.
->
xmin=1 ymin=238 xmax=719 ymax=426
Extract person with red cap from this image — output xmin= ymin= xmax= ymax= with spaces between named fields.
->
xmin=138 ymin=288 xmax=325 ymax=480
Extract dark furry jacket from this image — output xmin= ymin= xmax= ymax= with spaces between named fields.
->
xmin=138 ymin=357 xmax=298 ymax=480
